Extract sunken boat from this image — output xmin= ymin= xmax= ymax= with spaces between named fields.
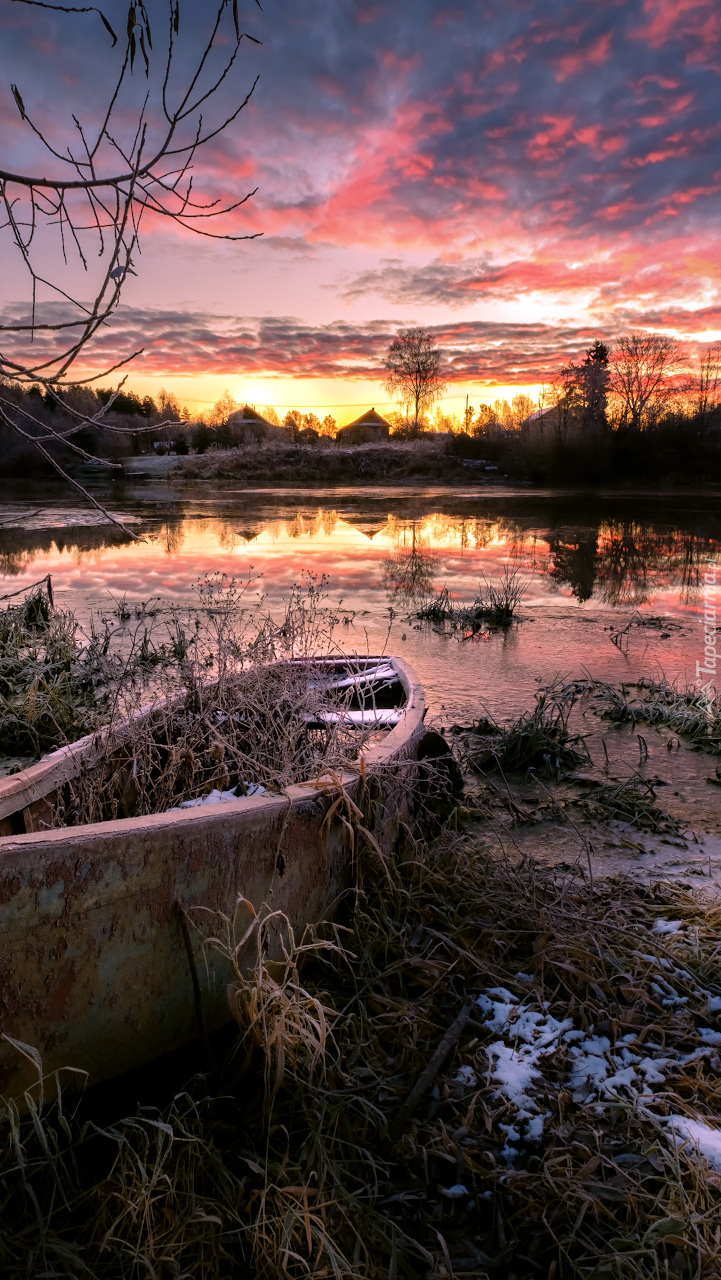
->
xmin=0 ymin=656 xmax=425 ymax=1101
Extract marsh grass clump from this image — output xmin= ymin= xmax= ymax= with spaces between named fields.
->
xmin=416 ymin=567 xmax=528 ymax=635
xmin=0 ymin=571 xmax=375 ymax=813
xmin=0 ymin=577 xmax=189 ymax=769
xmin=416 ymin=583 xmax=453 ymax=623
xmin=471 ymin=565 xmax=528 ymax=626
xmin=579 ymin=771 xmax=684 ymax=835
xmin=590 ymin=676 xmax=721 ymax=749
xmin=0 ymin=578 xmax=113 ymax=760
xmin=459 ymin=680 xmax=590 ymax=777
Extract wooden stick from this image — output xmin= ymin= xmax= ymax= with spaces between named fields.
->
xmin=389 ymin=1002 xmax=473 ymax=1143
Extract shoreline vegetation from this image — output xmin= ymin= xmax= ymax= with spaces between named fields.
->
xmin=0 ymin=575 xmax=365 ymax=786
xmin=123 ymin=430 xmax=721 ymax=492
xmin=2 ymin=611 xmax=721 ymax=1274
xmin=2 ymin=583 xmax=721 ymax=1277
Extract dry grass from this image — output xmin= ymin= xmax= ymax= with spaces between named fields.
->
xmin=2 ymin=573 xmax=382 ymax=823
xmin=51 ymin=658 xmax=374 ymax=827
xmin=3 ymin=768 xmax=721 ymax=1278
xmin=577 ymin=772 xmax=685 ymax=835
xmin=586 ymin=678 xmax=721 ymax=751
xmin=0 ymin=578 xmax=113 ymax=759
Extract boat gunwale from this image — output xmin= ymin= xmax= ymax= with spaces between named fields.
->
xmin=0 ymin=655 xmax=425 ymax=843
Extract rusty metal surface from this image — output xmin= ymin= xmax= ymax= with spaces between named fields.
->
xmin=0 ymin=657 xmax=425 ymax=1102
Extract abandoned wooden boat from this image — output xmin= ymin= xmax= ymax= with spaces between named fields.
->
xmin=0 ymin=656 xmax=425 ymax=1102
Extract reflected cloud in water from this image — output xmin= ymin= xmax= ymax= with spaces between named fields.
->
xmin=0 ymin=502 xmax=718 ymax=614
xmin=0 ymin=493 xmax=719 ymax=720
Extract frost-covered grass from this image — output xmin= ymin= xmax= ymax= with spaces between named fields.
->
xmin=416 ymin=566 xmax=528 ymax=632
xmin=457 ymin=678 xmax=590 ymax=778
xmin=2 ymin=574 xmax=371 ymax=823
xmin=588 ymin=676 xmax=721 ymax=750
xmin=579 ymin=771 xmax=685 ymax=835
xmin=0 ymin=578 xmax=114 ymax=759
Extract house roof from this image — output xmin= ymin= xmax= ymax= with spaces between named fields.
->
xmin=340 ymin=407 xmax=391 ymax=430
xmin=228 ymin=404 xmax=273 ymax=426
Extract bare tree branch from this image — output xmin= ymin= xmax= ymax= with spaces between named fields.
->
xmin=1 ymin=0 xmax=262 ymax=532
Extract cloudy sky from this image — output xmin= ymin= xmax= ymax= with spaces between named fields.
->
xmin=2 ymin=0 xmax=720 ymax=417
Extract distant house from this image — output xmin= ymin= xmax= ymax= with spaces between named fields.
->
xmin=227 ymin=405 xmax=292 ymax=444
xmin=336 ymin=407 xmax=391 ymax=446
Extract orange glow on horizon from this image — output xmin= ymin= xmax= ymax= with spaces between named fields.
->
xmin=112 ymin=373 xmax=544 ymax=422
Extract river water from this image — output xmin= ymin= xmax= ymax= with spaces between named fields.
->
xmin=1 ymin=483 xmax=718 ymax=723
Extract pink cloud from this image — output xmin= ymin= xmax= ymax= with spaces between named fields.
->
xmin=555 ymin=30 xmax=613 ymax=81
xmin=632 ymin=0 xmax=718 ymax=48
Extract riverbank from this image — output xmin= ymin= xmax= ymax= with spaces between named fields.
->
xmin=158 ymin=438 xmax=500 ymax=488
xmin=3 ymin=713 xmax=721 ymax=1278
xmin=2 ymin=560 xmax=721 ymax=1275
xmin=123 ymin=432 xmax=721 ymax=492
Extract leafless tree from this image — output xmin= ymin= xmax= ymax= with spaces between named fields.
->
xmin=384 ymin=327 xmax=448 ymax=426
xmin=609 ymin=334 xmax=684 ymax=431
xmin=543 ymin=376 xmax=576 ymax=446
xmin=510 ymin=393 xmax=535 ymax=427
xmin=694 ymin=341 xmax=721 ymax=428
xmin=0 ymin=0 xmax=261 ymax=531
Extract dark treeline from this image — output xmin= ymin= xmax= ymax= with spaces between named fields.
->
xmin=446 ymin=336 xmax=721 ymax=484
xmin=2 ymin=334 xmax=721 ymax=486
xmin=0 ymin=382 xmax=199 ymax=477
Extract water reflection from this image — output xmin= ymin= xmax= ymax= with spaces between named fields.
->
xmin=383 ymin=524 xmax=436 ymax=603
xmin=548 ymin=530 xmax=598 ymax=603
xmin=0 ymin=499 xmax=719 ymax=612
xmin=1 ymin=489 xmax=718 ymax=720
xmin=160 ymin=522 xmax=186 ymax=556
xmin=0 ymin=523 xmax=137 ymax=578
xmin=547 ymin=523 xmax=715 ymax=607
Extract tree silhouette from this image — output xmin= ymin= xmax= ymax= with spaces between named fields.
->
xmin=384 ymin=328 xmax=447 ymax=427
xmin=610 ymin=334 xmax=683 ymax=431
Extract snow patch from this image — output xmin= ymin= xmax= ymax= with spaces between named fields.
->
xmin=440 ymin=1184 xmax=469 ymax=1199
xmin=666 ymin=1116 xmax=721 ymax=1172
xmin=173 ymin=783 xmax=266 ymax=811
xmin=455 ymin=1065 xmax=477 ymax=1088
xmin=475 ymin=989 xmax=568 ymax=1161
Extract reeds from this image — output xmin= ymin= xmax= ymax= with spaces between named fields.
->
xmin=457 ymin=679 xmax=590 ymax=777
xmin=588 ymin=676 xmax=721 ymax=749
xmin=0 ymin=579 xmax=103 ymax=758
xmin=1 ymin=573 xmax=379 ymax=823
xmin=473 ymin=566 xmax=528 ymax=625
xmin=51 ymin=658 xmax=374 ymax=827
xmin=417 ymin=568 xmax=528 ymax=634
xmin=0 ymin=577 xmax=173 ymax=764
xmin=579 ymin=771 xmax=684 ymax=835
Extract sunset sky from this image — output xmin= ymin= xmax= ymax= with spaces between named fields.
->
xmin=2 ymin=0 xmax=721 ymax=420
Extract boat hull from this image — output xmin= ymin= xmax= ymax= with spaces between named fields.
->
xmin=0 ymin=657 xmax=425 ymax=1101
